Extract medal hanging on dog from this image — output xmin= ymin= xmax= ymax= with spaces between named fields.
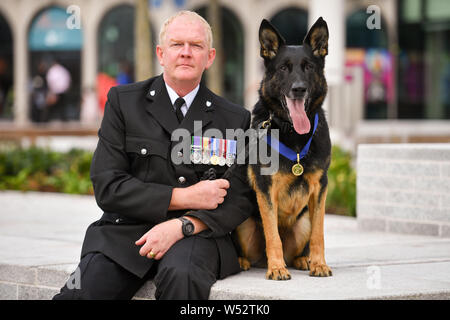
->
xmin=292 ymin=153 xmax=304 ymax=176
xmin=264 ymin=113 xmax=319 ymax=177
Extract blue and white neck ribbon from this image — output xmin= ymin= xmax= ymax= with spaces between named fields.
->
xmin=263 ymin=113 xmax=319 ymax=162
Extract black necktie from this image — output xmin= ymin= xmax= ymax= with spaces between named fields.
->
xmin=174 ymin=97 xmax=185 ymax=123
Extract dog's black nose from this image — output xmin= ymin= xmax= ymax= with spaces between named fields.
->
xmin=291 ymin=82 xmax=307 ymax=96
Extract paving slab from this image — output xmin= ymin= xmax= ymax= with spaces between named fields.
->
xmin=0 ymin=191 xmax=449 ymax=300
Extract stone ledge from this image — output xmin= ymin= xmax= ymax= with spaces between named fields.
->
xmin=358 ymin=217 xmax=450 ymax=237
xmin=2 ymin=261 xmax=450 ymax=300
xmin=1 ymin=191 xmax=450 ymax=300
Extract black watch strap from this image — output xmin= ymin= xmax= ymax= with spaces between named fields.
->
xmin=178 ymin=217 xmax=194 ymax=237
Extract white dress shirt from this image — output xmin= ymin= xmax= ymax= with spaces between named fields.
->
xmin=165 ymin=83 xmax=200 ymax=116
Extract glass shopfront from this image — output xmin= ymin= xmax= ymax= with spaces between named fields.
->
xmin=398 ymin=0 xmax=450 ymax=119
xmin=28 ymin=6 xmax=82 ymax=122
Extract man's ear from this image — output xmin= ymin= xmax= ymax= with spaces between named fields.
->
xmin=156 ymin=45 xmax=164 ymax=67
xmin=303 ymin=17 xmax=329 ymax=58
xmin=259 ymin=19 xmax=285 ymax=60
xmin=205 ymin=48 xmax=216 ymax=70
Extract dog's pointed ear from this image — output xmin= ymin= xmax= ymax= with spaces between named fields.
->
xmin=259 ymin=19 xmax=286 ymax=60
xmin=303 ymin=17 xmax=329 ymax=58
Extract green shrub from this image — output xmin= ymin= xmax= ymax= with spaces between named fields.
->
xmin=0 ymin=147 xmax=93 ymax=195
xmin=0 ymin=145 xmax=357 ymax=216
xmin=326 ymin=145 xmax=357 ymax=217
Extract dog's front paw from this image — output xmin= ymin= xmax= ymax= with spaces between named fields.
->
xmin=266 ymin=266 xmax=291 ymax=280
xmin=309 ymin=263 xmax=332 ymax=277
xmin=238 ymin=257 xmax=251 ymax=271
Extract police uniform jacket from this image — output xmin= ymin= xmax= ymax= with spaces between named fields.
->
xmin=81 ymin=75 xmax=255 ymax=279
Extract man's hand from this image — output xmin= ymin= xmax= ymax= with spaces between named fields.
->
xmin=169 ymin=179 xmax=230 ymax=211
xmin=135 ymin=217 xmax=208 ymax=260
xmin=135 ymin=219 xmax=183 ymax=260
xmin=137 ymin=179 xmax=230 ymax=260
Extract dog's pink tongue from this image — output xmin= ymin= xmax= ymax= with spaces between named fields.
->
xmin=285 ymin=97 xmax=310 ymax=134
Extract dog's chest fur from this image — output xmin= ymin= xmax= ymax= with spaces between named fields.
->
xmin=248 ymin=165 xmax=323 ymax=228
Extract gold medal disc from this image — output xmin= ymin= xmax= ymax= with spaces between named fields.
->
xmin=210 ymin=155 xmax=219 ymax=165
xmin=292 ymin=163 xmax=304 ymax=176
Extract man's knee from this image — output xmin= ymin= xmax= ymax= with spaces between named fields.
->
xmin=154 ymin=237 xmax=219 ymax=299
xmin=53 ymin=253 xmax=144 ymax=300
xmin=155 ymin=260 xmax=215 ymax=300
xmin=155 ymin=261 xmax=191 ymax=288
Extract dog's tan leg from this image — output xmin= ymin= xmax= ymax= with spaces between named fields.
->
xmin=235 ymin=217 xmax=265 ymax=271
xmin=308 ymin=185 xmax=332 ymax=277
xmin=257 ymin=192 xmax=291 ymax=280
xmin=282 ymin=211 xmax=311 ymax=270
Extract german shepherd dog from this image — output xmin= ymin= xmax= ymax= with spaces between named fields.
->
xmin=235 ymin=17 xmax=332 ymax=280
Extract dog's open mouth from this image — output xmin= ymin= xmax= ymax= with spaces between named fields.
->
xmin=284 ymin=96 xmax=311 ymax=135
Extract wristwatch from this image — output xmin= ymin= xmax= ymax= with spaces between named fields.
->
xmin=178 ymin=217 xmax=194 ymax=237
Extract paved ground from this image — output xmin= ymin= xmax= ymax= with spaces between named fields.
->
xmin=0 ymin=191 xmax=449 ymax=299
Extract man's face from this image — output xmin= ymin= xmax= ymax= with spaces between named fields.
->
xmin=156 ymin=15 xmax=216 ymax=87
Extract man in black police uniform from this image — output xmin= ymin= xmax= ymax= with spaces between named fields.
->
xmin=53 ymin=11 xmax=254 ymax=300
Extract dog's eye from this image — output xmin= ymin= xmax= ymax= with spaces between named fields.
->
xmin=303 ymin=61 xmax=313 ymax=71
xmin=279 ymin=65 xmax=288 ymax=71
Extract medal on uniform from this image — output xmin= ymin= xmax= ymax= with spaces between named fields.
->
xmin=292 ymin=153 xmax=304 ymax=176
xmin=210 ymin=138 xmax=219 ymax=165
xmin=218 ymin=139 xmax=226 ymax=166
xmin=226 ymin=139 xmax=236 ymax=167
xmin=189 ymin=136 xmax=194 ymax=163
xmin=202 ymin=137 xmax=210 ymax=164
xmin=190 ymin=136 xmax=202 ymax=164
xmin=190 ymin=136 xmax=195 ymax=163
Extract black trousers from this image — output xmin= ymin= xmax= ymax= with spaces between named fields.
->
xmin=53 ymin=235 xmax=220 ymax=300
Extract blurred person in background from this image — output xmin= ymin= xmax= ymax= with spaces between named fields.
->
xmin=30 ymin=59 xmax=72 ymax=122
xmin=30 ymin=60 xmax=49 ymax=122
xmin=116 ymin=60 xmax=133 ymax=85
xmin=45 ymin=60 xmax=71 ymax=121
xmin=0 ymin=58 xmax=8 ymax=117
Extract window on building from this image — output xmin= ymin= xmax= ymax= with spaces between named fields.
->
xmin=196 ymin=6 xmax=244 ymax=106
xmin=270 ymin=7 xmax=308 ymax=46
xmin=28 ymin=6 xmax=82 ymax=123
xmin=0 ymin=13 xmax=13 ymax=120
xmin=97 ymin=4 xmax=155 ymax=113
xmin=346 ymin=9 xmax=390 ymax=120
xmin=398 ymin=0 xmax=450 ymax=119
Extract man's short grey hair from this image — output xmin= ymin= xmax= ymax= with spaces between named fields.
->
xmin=159 ymin=10 xmax=213 ymax=48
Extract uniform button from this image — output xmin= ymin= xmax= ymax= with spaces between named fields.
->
xmin=115 ymin=218 xmax=122 ymax=223
xmin=177 ymin=151 xmax=183 ymax=158
xmin=141 ymin=148 xmax=147 ymax=155
xmin=178 ymin=176 xmax=186 ymax=184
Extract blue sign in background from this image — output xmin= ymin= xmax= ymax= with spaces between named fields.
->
xmin=174 ymin=0 xmax=186 ymax=8
xmin=29 ymin=6 xmax=83 ymax=51
xmin=150 ymin=0 xmax=186 ymax=8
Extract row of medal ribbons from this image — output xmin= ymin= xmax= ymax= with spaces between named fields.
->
xmin=190 ymin=136 xmax=237 ymax=167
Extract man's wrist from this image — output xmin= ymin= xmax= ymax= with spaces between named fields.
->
xmin=169 ymin=187 xmax=192 ymax=211
xmin=182 ymin=215 xmax=208 ymax=235
xmin=178 ymin=216 xmax=195 ymax=237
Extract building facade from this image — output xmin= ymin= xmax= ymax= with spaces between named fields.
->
xmin=0 ymin=0 xmax=449 ymax=149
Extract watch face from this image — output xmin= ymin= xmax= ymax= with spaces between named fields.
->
xmin=185 ymin=224 xmax=194 ymax=234
xmin=181 ymin=218 xmax=194 ymax=236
